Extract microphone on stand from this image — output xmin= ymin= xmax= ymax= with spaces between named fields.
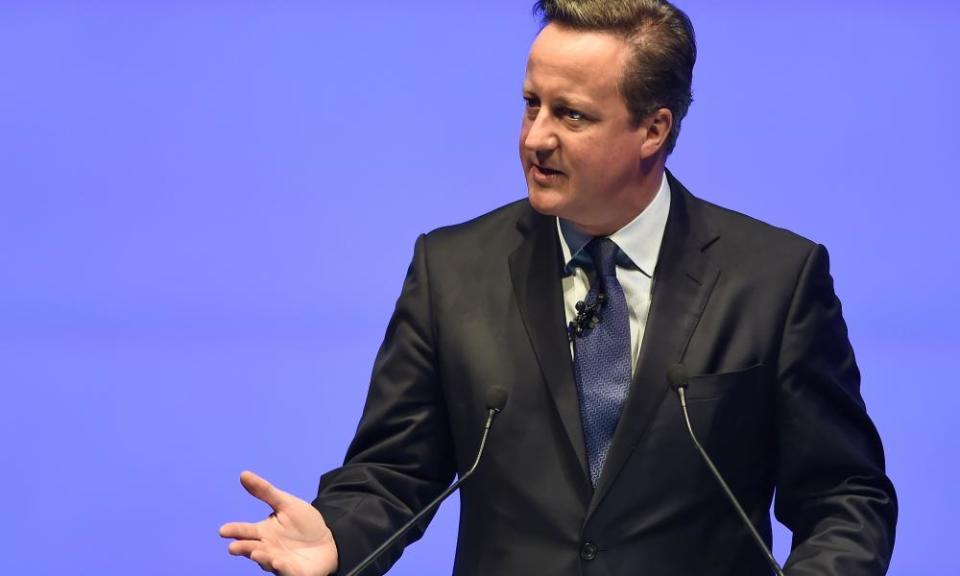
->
xmin=343 ymin=386 xmax=509 ymax=576
xmin=666 ymin=364 xmax=786 ymax=576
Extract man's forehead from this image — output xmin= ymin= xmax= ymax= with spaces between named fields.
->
xmin=525 ymin=24 xmax=627 ymax=86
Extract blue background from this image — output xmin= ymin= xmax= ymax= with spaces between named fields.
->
xmin=1 ymin=1 xmax=957 ymax=574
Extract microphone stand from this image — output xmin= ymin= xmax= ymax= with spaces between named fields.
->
xmin=669 ymin=365 xmax=785 ymax=576
xmin=343 ymin=398 xmax=504 ymax=576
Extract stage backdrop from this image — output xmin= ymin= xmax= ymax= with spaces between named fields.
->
xmin=1 ymin=1 xmax=956 ymax=574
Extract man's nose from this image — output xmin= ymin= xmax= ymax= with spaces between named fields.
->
xmin=523 ymin=111 xmax=558 ymax=152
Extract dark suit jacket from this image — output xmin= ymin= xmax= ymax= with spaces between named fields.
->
xmin=313 ymin=172 xmax=897 ymax=575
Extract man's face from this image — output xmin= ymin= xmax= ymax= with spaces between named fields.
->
xmin=520 ymin=24 xmax=650 ymax=232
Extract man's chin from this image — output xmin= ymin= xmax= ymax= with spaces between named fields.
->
xmin=526 ymin=186 xmax=567 ymax=217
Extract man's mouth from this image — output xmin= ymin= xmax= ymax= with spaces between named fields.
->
xmin=530 ymin=163 xmax=565 ymax=186
xmin=534 ymin=164 xmax=564 ymax=176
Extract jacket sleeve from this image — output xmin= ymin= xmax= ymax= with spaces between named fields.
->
xmin=774 ymin=243 xmax=898 ymax=575
xmin=312 ymin=233 xmax=456 ymax=576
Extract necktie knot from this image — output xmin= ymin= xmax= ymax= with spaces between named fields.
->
xmin=586 ymin=237 xmax=620 ymax=280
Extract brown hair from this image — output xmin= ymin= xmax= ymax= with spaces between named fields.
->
xmin=533 ymin=0 xmax=696 ymax=154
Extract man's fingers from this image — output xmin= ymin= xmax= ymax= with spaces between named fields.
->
xmin=220 ymin=522 xmax=260 ymax=540
xmin=239 ymin=470 xmax=289 ymax=511
xmin=231 ymin=543 xmax=298 ymax=576
xmin=228 ymin=539 xmax=261 ymax=557
xmin=250 ymin=549 xmax=277 ymax=573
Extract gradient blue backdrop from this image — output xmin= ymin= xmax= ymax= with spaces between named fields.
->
xmin=1 ymin=1 xmax=957 ymax=574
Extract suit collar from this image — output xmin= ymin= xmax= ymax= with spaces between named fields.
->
xmin=510 ymin=206 xmax=593 ymax=499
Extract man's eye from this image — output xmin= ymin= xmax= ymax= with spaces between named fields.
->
xmin=564 ymin=108 xmax=585 ymax=121
xmin=523 ymin=96 xmax=540 ymax=108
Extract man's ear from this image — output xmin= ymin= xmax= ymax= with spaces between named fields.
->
xmin=640 ymin=108 xmax=673 ymax=159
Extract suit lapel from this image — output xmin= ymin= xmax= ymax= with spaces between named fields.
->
xmin=588 ymin=174 xmax=721 ymax=516
xmin=509 ymin=207 xmax=591 ymax=490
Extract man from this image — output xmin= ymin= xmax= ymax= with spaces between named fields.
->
xmin=220 ymin=1 xmax=897 ymax=574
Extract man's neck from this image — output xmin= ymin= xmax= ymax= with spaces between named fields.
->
xmin=571 ymin=163 xmax=666 ymax=237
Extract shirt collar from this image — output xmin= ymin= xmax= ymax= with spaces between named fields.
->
xmin=557 ymin=172 xmax=672 ymax=278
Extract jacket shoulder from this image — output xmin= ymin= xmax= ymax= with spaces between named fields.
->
xmin=692 ymin=195 xmax=820 ymax=269
xmin=420 ymin=199 xmax=534 ymax=262
xmin=427 ymin=198 xmax=531 ymax=240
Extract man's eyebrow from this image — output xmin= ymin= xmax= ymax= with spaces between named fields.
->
xmin=553 ymin=95 xmax=595 ymax=111
xmin=519 ymin=85 xmax=596 ymax=112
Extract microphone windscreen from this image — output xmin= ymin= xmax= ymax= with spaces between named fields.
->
xmin=485 ymin=386 xmax=509 ymax=412
xmin=667 ymin=363 xmax=689 ymax=390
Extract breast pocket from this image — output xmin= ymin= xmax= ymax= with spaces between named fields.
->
xmin=682 ymin=363 xmax=766 ymax=401
xmin=679 ymin=363 xmax=775 ymax=487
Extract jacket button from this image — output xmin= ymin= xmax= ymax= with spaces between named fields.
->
xmin=580 ymin=542 xmax=598 ymax=561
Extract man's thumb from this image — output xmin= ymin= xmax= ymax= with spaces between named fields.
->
xmin=239 ymin=470 xmax=289 ymax=510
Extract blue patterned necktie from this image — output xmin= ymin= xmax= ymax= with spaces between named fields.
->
xmin=572 ymin=237 xmax=632 ymax=486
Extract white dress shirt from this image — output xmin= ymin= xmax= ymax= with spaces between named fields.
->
xmin=557 ymin=173 xmax=672 ymax=376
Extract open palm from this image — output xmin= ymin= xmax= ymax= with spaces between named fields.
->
xmin=220 ymin=471 xmax=339 ymax=576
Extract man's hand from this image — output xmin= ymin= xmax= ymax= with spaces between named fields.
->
xmin=220 ymin=471 xmax=339 ymax=576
